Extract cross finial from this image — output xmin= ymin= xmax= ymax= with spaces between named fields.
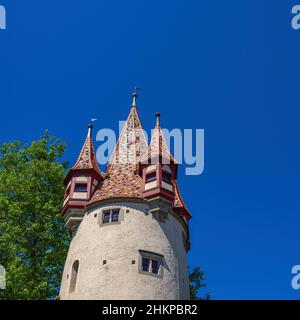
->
xmin=132 ymin=86 xmax=141 ymax=107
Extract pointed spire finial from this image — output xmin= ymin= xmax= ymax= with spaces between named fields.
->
xmin=156 ymin=112 xmax=160 ymax=127
xmin=132 ymin=86 xmax=141 ymax=107
xmin=87 ymin=123 xmax=93 ymax=138
xmin=88 ymin=118 xmax=97 ymax=137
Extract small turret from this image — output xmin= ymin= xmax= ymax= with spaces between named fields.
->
xmin=62 ymin=124 xmax=103 ymax=233
xmin=140 ymin=112 xmax=177 ymax=201
xmin=140 ymin=113 xmax=191 ymax=250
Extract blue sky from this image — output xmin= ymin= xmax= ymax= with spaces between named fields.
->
xmin=1 ymin=0 xmax=300 ymax=299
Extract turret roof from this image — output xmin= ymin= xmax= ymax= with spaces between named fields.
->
xmin=89 ymin=96 xmax=148 ymax=204
xmin=145 ymin=113 xmax=176 ymax=164
xmin=71 ymin=125 xmax=102 ymax=176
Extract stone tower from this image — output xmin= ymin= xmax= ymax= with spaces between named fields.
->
xmin=59 ymin=92 xmax=192 ymax=300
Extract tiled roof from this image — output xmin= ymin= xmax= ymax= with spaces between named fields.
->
xmin=72 ymin=131 xmax=102 ymax=176
xmin=89 ymin=105 xmax=148 ymax=204
xmin=173 ymin=181 xmax=191 ymax=219
xmin=88 ymin=102 xmax=189 ymax=221
xmin=145 ymin=120 xmax=189 ymax=217
xmin=144 ymin=123 xmax=176 ymax=164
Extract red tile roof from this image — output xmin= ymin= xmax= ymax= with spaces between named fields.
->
xmin=82 ymin=103 xmax=190 ymax=222
xmin=173 ymin=180 xmax=192 ymax=219
xmin=72 ymin=129 xmax=102 ymax=177
xmin=145 ymin=122 xmax=176 ymax=164
xmin=144 ymin=120 xmax=190 ymax=218
xmin=89 ymin=106 xmax=148 ymax=204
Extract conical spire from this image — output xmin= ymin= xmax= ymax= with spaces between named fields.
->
xmin=72 ymin=124 xmax=102 ymax=176
xmin=107 ymin=91 xmax=148 ymax=170
xmin=89 ymin=93 xmax=148 ymax=204
xmin=147 ymin=113 xmax=175 ymax=164
xmin=146 ymin=113 xmax=191 ymax=220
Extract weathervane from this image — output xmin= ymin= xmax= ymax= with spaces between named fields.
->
xmin=134 ymin=86 xmax=141 ymax=93
xmin=87 ymin=118 xmax=97 ymax=137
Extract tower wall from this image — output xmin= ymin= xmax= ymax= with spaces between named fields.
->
xmin=59 ymin=200 xmax=190 ymax=300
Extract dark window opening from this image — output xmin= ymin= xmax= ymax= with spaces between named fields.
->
xmin=69 ymin=260 xmax=79 ymax=294
xmin=111 ymin=210 xmax=119 ymax=222
xmin=151 ymin=260 xmax=159 ymax=274
xmin=142 ymin=257 xmax=150 ymax=272
xmin=102 ymin=209 xmax=120 ymax=224
xmin=146 ymin=171 xmax=156 ymax=183
xmin=103 ymin=211 xmax=110 ymax=224
xmin=74 ymin=183 xmax=88 ymax=192
xmin=141 ymin=256 xmax=160 ymax=274
xmin=162 ymin=173 xmax=172 ymax=183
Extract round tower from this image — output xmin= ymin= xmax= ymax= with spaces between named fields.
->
xmin=59 ymin=93 xmax=191 ymax=300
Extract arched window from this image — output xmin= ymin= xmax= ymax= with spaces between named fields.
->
xmin=69 ymin=260 xmax=79 ymax=294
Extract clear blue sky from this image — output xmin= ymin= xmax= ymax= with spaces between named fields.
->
xmin=1 ymin=0 xmax=300 ymax=299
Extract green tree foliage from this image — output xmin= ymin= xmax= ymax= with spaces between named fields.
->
xmin=189 ymin=266 xmax=210 ymax=300
xmin=0 ymin=132 xmax=70 ymax=300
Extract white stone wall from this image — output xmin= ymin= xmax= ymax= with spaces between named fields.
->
xmin=60 ymin=200 xmax=190 ymax=300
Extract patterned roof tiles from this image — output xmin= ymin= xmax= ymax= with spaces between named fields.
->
xmin=173 ymin=180 xmax=191 ymax=219
xmin=72 ymin=128 xmax=102 ymax=176
xmin=89 ymin=105 xmax=148 ymax=204
xmin=146 ymin=123 xmax=176 ymax=164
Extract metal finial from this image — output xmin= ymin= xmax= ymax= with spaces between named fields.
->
xmin=156 ymin=112 xmax=160 ymax=126
xmin=132 ymin=86 xmax=141 ymax=107
xmin=87 ymin=123 xmax=93 ymax=138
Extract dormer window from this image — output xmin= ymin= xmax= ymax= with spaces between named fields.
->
xmin=146 ymin=171 xmax=156 ymax=183
xmin=162 ymin=172 xmax=172 ymax=183
xmin=74 ymin=183 xmax=88 ymax=192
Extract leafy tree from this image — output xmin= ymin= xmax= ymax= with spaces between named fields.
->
xmin=189 ymin=266 xmax=210 ymax=300
xmin=0 ymin=132 xmax=70 ymax=300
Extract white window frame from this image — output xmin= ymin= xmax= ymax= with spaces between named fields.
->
xmin=98 ymin=207 xmax=124 ymax=226
xmin=138 ymin=250 xmax=163 ymax=278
